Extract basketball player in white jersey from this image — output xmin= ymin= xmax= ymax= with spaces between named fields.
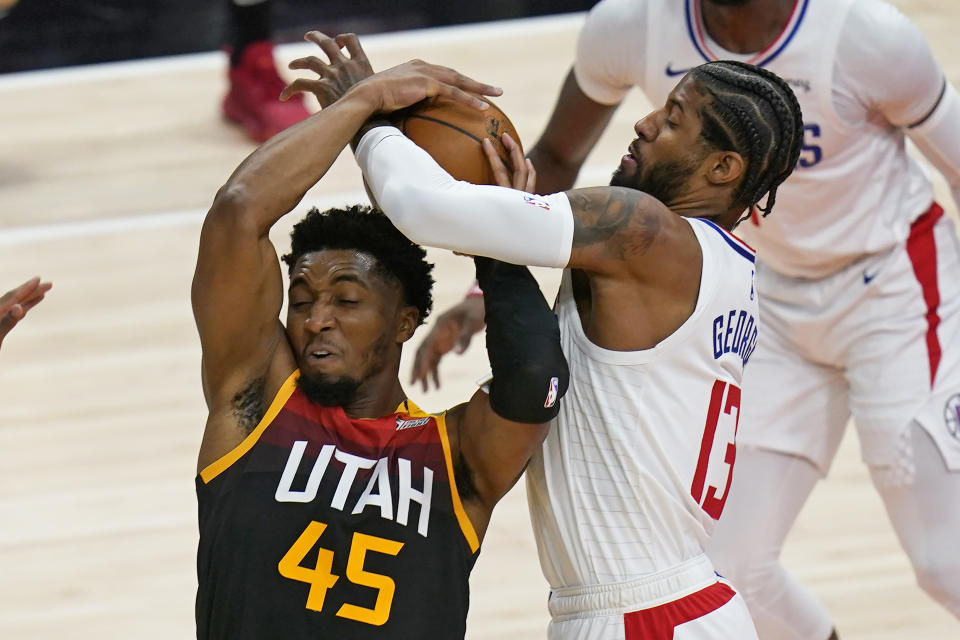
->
xmin=413 ymin=1 xmax=960 ymax=638
xmin=282 ymin=33 xmax=804 ymax=638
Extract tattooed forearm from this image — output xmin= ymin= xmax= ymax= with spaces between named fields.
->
xmin=569 ymin=187 xmax=661 ymax=260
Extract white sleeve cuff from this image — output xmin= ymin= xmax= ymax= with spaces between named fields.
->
xmin=355 ymin=125 xmax=406 ymax=165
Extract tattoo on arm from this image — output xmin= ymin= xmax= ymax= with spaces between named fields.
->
xmin=569 ymin=189 xmax=661 ymax=261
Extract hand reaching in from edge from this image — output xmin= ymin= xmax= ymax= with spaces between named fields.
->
xmin=0 ymin=277 xmax=51 ymax=350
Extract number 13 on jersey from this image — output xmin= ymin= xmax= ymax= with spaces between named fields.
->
xmin=691 ymin=380 xmax=741 ymax=520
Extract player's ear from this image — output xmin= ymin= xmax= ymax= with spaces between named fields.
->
xmin=705 ymin=150 xmax=745 ymax=187
xmin=395 ymin=305 xmax=420 ymax=343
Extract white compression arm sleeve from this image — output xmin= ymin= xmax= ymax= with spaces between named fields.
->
xmin=907 ymin=83 xmax=960 ymax=211
xmin=355 ymin=126 xmax=575 ymax=268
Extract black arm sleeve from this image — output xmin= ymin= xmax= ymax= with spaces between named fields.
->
xmin=474 ymin=256 xmax=570 ymax=424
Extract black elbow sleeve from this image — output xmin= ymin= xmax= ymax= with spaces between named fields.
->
xmin=475 ymin=257 xmax=570 ymax=424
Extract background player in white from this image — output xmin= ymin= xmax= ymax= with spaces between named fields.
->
xmin=413 ymin=1 xmax=960 ymax=638
xmin=284 ymin=32 xmax=804 ymax=638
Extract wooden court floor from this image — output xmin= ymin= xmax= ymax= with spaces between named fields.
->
xmin=1 ymin=4 xmax=958 ymax=638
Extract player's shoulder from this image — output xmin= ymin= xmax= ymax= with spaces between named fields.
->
xmin=568 ymin=185 xmax=688 ymax=232
xmin=842 ymin=0 xmax=925 ymax=44
xmin=398 ymin=397 xmax=445 ymax=421
xmin=688 ymin=218 xmax=756 ymax=270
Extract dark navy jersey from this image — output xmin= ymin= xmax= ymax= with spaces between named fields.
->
xmin=196 ymin=371 xmax=479 ymax=639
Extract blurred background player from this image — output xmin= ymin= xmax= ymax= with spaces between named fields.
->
xmin=222 ymin=0 xmax=310 ymax=142
xmin=415 ymin=1 xmax=960 ymax=638
xmin=0 ymin=277 xmax=51 ymax=352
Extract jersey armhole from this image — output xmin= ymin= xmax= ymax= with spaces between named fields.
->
xmin=198 ymin=370 xmax=300 ymax=484
xmin=435 ymin=413 xmax=481 ymax=554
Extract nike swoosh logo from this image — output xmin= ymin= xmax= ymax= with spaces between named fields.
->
xmin=863 ymin=269 xmax=879 ymax=284
xmin=665 ymin=63 xmax=693 ymax=77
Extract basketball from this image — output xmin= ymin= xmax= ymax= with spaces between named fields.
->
xmin=391 ymin=97 xmax=522 ymax=186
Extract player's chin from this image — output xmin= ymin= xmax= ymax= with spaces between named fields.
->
xmin=610 ymin=160 xmax=639 ymax=188
xmin=297 ymin=371 xmax=361 ymax=407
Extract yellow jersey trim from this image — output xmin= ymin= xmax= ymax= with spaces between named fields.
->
xmin=199 ymin=370 xmax=300 ymax=484
xmin=431 ymin=403 xmax=481 ymax=554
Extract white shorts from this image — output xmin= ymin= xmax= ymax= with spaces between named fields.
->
xmin=546 ymin=555 xmax=758 ymax=640
xmin=739 ymin=204 xmax=960 ymax=472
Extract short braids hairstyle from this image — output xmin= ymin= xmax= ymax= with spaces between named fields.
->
xmin=282 ymin=205 xmax=434 ymax=325
xmin=691 ymin=60 xmax=804 ymax=216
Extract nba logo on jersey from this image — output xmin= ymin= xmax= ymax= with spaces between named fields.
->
xmin=544 ymin=376 xmax=559 ymax=409
xmin=523 ymin=194 xmax=551 ymax=210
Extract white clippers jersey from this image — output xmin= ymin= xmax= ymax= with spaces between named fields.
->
xmin=526 ymin=218 xmax=759 ymax=588
xmin=575 ymin=0 xmax=944 ymax=278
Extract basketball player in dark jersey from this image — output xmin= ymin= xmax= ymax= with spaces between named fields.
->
xmin=192 ymin=33 xmax=569 ymax=639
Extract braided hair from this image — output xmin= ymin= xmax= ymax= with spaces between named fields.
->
xmin=691 ymin=60 xmax=804 ymax=216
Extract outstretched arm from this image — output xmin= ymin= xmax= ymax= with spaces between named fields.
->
xmin=355 ymin=124 xmax=692 ymax=279
xmin=194 ymin=33 xmax=499 ymax=404
xmin=193 ymin=41 xmax=377 ymax=411
xmin=194 ymin=32 xmax=501 ymax=471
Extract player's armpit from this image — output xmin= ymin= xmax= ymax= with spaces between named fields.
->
xmin=450 ymin=392 xmax=548 ymax=539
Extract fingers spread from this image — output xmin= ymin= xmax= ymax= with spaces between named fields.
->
xmin=304 ymin=31 xmax=338 ymax=60
xmin=288 ymin=55 xmax=329 ymax=74
xmin=315 ymin=35 xmax=348 ymax=64
xmin=336 ymin=33 xmax=369 ymax=65
xmin=280 ymin=78 xmax=327 ymax=102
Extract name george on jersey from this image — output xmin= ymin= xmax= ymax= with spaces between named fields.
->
xmin=274 ymin=441 xmax=434 ymax=537
xmin=712 ymin=308 xmax=758 ymax=366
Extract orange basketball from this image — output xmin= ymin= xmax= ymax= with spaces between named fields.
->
xmin=391 ymin=97 xmax=522 ymax=186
